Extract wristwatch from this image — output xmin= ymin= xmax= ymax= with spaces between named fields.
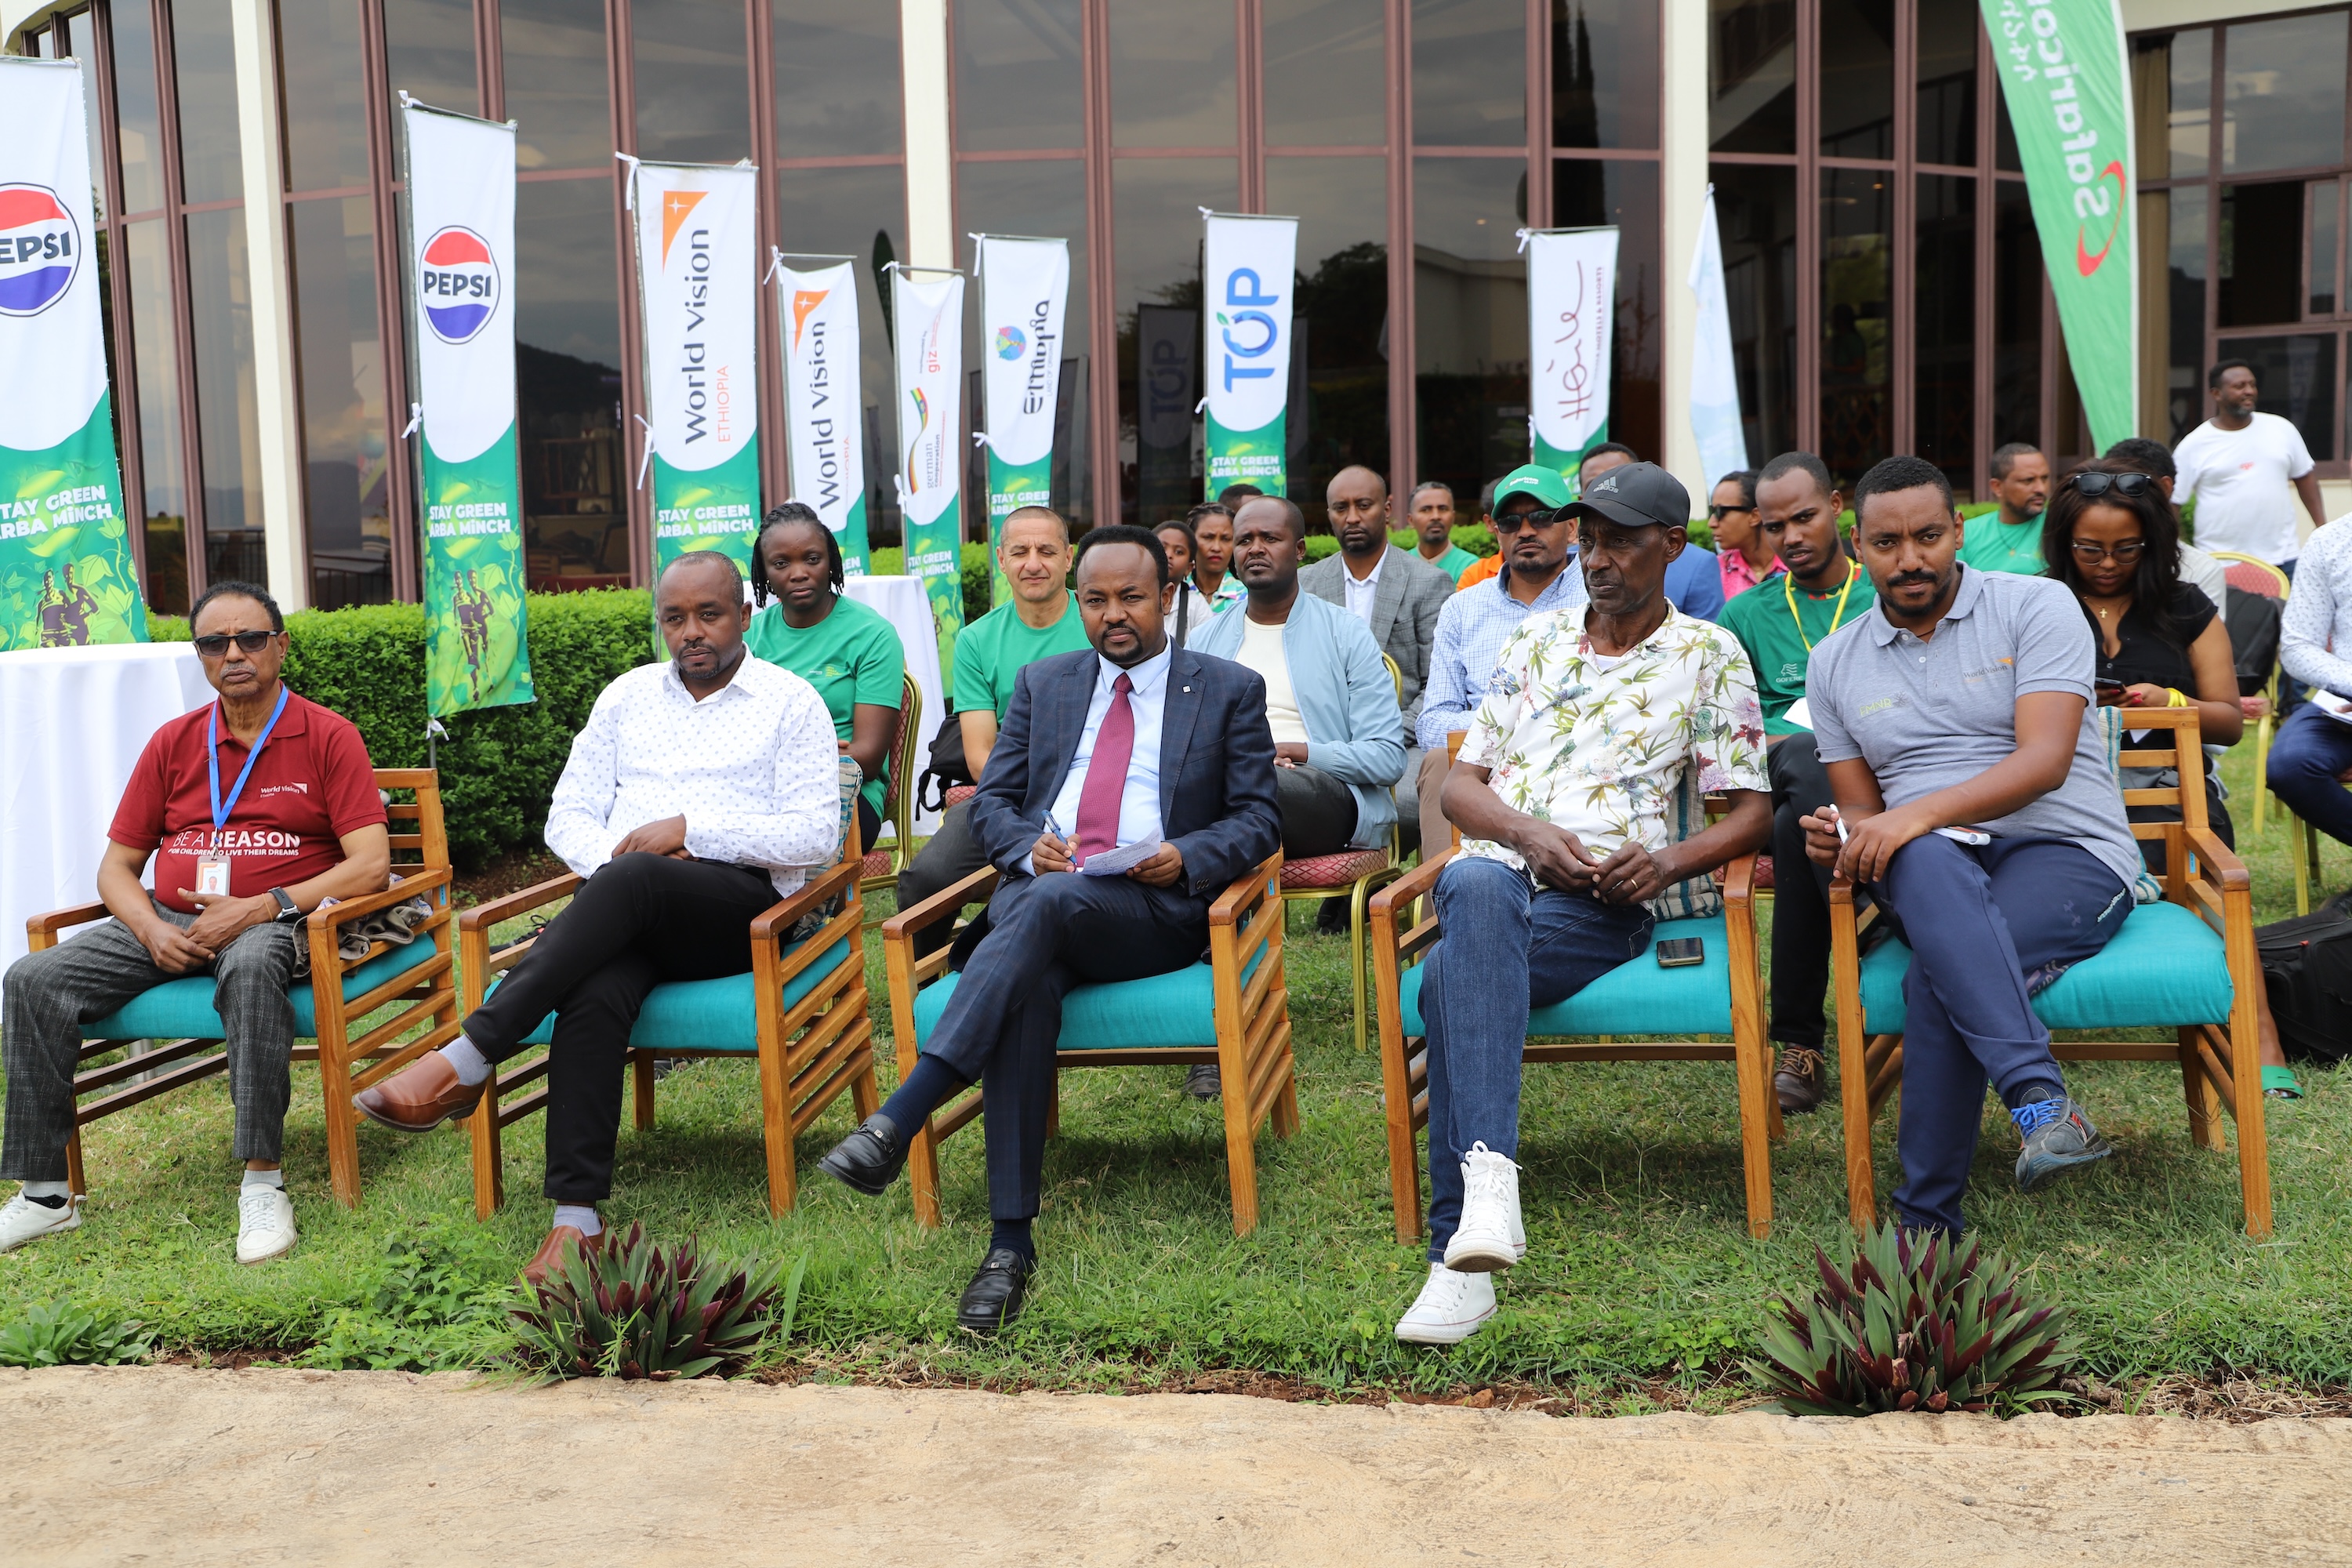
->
xmin=267 ymin=887 xmax=303 ymax=924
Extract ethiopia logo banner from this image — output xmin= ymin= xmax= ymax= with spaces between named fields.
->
xmin=0 ymin=59 xmax=146 ymax=651
xmin=1523 ymin=227 xmax=1617 ymax=496
xmin=891 ymin=265 xmax=966 ymax=685
xmin=1201 ymin=212 xmax=1297 ymax=499
xmin=775 ymin=258 xmax=870 ymax=575
xmin=973 ymin=234 xmax=1068 ymax=606
xmin=401 ymin=97 xmax=532 ymax=718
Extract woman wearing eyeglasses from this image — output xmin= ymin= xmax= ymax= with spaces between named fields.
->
xmin=1708 ymin=470 xmax=1778 ymax=602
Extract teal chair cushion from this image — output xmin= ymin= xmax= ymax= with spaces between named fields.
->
xmin=913 ymin=959 xmax=1229 ymax=1050
xmin=1856 ymin=900 xmax=2234 ymax=1035
xmin=85 ymin=940 xmax=444 ymax=1041
xmin=499 ymin=935 xmax=851 ymax=1053
xmin=1395 ymin=915 xmax=1733 ymax=1039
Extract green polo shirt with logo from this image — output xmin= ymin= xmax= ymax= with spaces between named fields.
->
xmin=744 ymin=593 xmax=905 ymax=814
xmin=953 ymin=593 xmax=1093 ymax=721
xmin=1719 ymin=562 xmax=1879 ymax=737
xmin=1421 ymin=544 xmax=1481 ymax=584
xmin=1958 ymin=513 xmax=2047 ymax=577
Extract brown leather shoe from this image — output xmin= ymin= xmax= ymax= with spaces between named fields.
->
xmin=354 ymin=1051 xmax=484 ymax=1133
xmin=522 ymin=1225 xmax=593 ymax=1289
xmin=1773 ymin=1047 xmax=1828 ymax=1114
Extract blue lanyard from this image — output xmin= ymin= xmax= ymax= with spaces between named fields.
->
xmin=207 ymin=687 xmax=289 ymax=848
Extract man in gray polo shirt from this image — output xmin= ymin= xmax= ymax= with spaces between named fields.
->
xmin=1801 ymin=456 xmax=2138 ymax=1236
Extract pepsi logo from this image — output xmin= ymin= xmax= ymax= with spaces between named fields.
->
xmin=0 ymin=183 xmax=80 ymax=318
xmin=419 ymin=225 xmax=499 ymax=344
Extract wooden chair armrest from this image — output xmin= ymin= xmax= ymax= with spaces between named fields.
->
xmin=749 ymin=856 xmax=858 ymax=942
xmin=305 ymin=867 xmax=452 ymax=932
xmin=1828 ymin=869 xmax=1856 ymax=907
xmin=2185 ymin=827 xmax=2252 ymax=895
xmin=457 ymin=869 xmax=585 ymax=933
xmin=27 ymin=901 xmax=111 ymax=939
xmin=1369 ymin=849 xmax=1452 ymax=920
xmin=880 ymin=862 xmax=1002 ymax=943
xmin=1721 ymin=851 xmax=1754 ymax=907
xmin=1208 ymin=852 xmax=1283 ymax=926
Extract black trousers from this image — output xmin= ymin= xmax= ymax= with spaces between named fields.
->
xmin=1767 ymin=731 xmax=1838 ymax=1053
xmin=897 ymin=800 xmax=989 ymax=958
xmin=1276 ymin=762 xmax=1359 ymax=861
xmin=924 ymin=873 xmax=1208 ymax=1221
xmin=461 ymin=852 xmax=780 ymax=1203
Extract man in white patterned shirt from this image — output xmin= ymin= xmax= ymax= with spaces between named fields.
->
xmin=358 ymin=552 xmax=841 ymax=1278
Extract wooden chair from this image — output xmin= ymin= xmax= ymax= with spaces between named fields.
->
xmin=882 ymin=851 xmax=1295 ymax=1236
xmin=28 ymin=768 xmax=461 ymax=1209
xmin=858 ymin=672 xmax=925 ymax=913
xmin=2212 ymin=551 xmax=2289 ymax=834
xmin=1829 ymin=707 xmax=2271 ymax=1238
xmin=459 ymin=815 xmax=878 ymax=1220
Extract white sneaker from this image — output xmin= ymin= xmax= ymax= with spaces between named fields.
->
xmin=1394 ymin=1263 xmax=1497 ymax=1345
xmin=0 ymin=1191 xmax=82 ymax=1253
xmin=1441 ymin=1142 xmax=1525 ymax=1272
xmin=235 ymin=1185 xmax=298 ymax=1265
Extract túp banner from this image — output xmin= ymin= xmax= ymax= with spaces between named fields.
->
xmin=1983 ymin=0 xmax=2136 ymax=452
xmin=629 ymin=158 xmax=760 ymax=599
xmin=973 ymin=234 xmax=1068 ymax=606
xmin=1523 ymin=227 xmax=1616 ymax=498
xmin=1201 ymin=211 xmax=1296 ymax=499
xmin=891 ymin=265 xmax=965 ymax=685
xmin=0 ymin=58 xmax=144 ymax=651
xmin=400 ymin=96 xmax=532 ymax=717
xmin=776 ymin=256 xmax=871 ymax=575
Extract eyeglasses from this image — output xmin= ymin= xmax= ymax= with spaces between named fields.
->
xmin=1708 ymin=503 xmax=1754 ymax=520
xmin=191 ymin=630 xmax=278 ymax=658
xmin=1491 ymin=508 xmax=1564 ymax=534
xmin=2069 ymin=539 xmax=2147 ymax=564
xmin=2067 ymin=471 xmax=2155 ymax=500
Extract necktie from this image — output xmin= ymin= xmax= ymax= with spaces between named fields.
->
xmin=1073 ymin=673 xmax=1134 ymax=866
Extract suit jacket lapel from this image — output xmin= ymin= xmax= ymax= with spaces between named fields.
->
xmin=1370 ymin=546 xmax=1406 ymax=644
xmin=1033 ymin=656 xmax=1094 ymax=812
xmin=1157 ymin=649 xmax=1205 ymax=833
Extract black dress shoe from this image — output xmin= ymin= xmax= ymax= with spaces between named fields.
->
xmin=1183 ymin=1063 xmax=1221 ymax=1101
xmin=956 ymin=1247 xmax=1035 ymax=1334
xmin=818 ymin=1113 xmax=906 ymax=1196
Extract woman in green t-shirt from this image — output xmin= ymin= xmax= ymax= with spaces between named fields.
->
xmin=744 ymin=503 xmax=906 ymax=851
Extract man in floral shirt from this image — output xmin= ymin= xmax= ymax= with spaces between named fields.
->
xmin=1396 ymin=463 xmax=1772 ymax=1347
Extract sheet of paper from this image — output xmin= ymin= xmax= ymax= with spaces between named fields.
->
xmin=1080 ymin=837 xmax=1163 ymax=877
xmin=1781 ymin=697 xmax=1813 ymax=731
xmin=2311 ymin=688 xmax=2352 ymax=727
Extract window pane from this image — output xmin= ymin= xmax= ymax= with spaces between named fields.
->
xmin=1268 ymin=157 xmax=1389 ymax=530
xmin=774 ymin=0 xmax=903 ymax=158
xmin=1412 ymin=0 xmax=1523 ymax=147
xmin=2165 ymin=29 xmax=2212 ymax=180
xmin=633 ymin=0 xmax=751 ymax=165
xmin=292 ymin=197 xmax=392 ymax=608
xmin=25 ymin=23 xmax=51 ymax=55
xmin=956 ymin=160 xmax=1090 ymax=528
xmin=2163 ymin=183 xmax=2206 ymax=439
xmin=1553 ymin=0 xmax=1657 ymax=151
xmin=1109 ymin=0 xmax=1235 ymax=148
xmin=1818 ymin=0 xmax=1892 ymax=161
xmin=125 ymin=220 xmax=189 ymax=612
xmin=2219 ymin=333 xmax=2336 ymax=460
xmin=2224 ymin=13 xmax=2347 ymax=176
xmin=1552 ymin=158 xmax=1660 ymax=463
xmin=777 ymin=165 xmax=910 ymax=540
xmin=278 ymin=0 xmax=373 ymax=193
xmin=112 ymin=0 xmax=167 ymax=214
xmin=171 ymin=0 xmax=241 ymax=205
xmin=1916 ymin=174 xmax=1973 ymax=498
xmin=187 ymin=207 xmax=264 ymax=584
xmin=1113 ymin=158 xmax=1236 ymax=524
xmin=513 ymin=179 xmax=628 ymax=591
xmin=382 ymin=0 xmax=475 ymax=114
xmin=2314 ymin=180 xmax=2339 ymax=318
xmin=56 ymin=13 xmax=105 ymax=221
xmin=1413 ymin=156 xmax=1526 ymax=510
xmin=1992 ymin=180 xmax=2042 ymax=448
xmin=1708 ymin=161 xmax=1796 ymax=464
xmin=2219 ymin=180 xmax=2303 ymax=328
xmin=1820 ymin=167 xmax=1890 ymax=482
xmin=1915 ymin=2 xmax=1975 ymax=168
xmin=953 ymin=0 xmax=1083 ymax=153
xmin=1264 ymin=0 xmax=1384 ymax=147
xmin=1709 ymin=0 xmax=1794 ymax=155
xmin=503 ymin=0 xmax=615 ymax=172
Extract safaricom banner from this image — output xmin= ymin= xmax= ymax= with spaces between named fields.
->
xmin=974 ymin=234 xmax=1068 ymax=606
xmin=0 ymin=58 xmax=145 ymax=650
xmin=1524 ymin=227 xmax=1617 ymax=495
xmin=891 ymin=267 xmax=966 ymax=684
xmin=630 ymin=160 xmax=760 ymax=589
xmin=401 ymin=98 xmax=532 ymax=717
xmin=777 ymin=258 xmax=870 ymax=575
xmin=1201 ymin=212 xmax=1297 ymax=498
xmin=1982 ymin=0 xmax=2136 ymax=452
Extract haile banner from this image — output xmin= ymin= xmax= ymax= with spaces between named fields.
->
xmin=0 ymin=58 xmax=145 ymax=650
xmin=1201 ymin=212 xmax=1296 ymax=499
xmin=891 ymin=265 xmax=966 ymax=685
xmin=775 ymin=256 xmax=871 ymax=575
xmin=1523 ymin=227 xmax=1617 ymax=497
xmin=972 ymin=234 xmax=1068 ymax=605
xmin=399 ymin=96 xmax=532 ymax=717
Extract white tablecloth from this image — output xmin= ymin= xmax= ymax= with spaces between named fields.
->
xmin=0 ymin=642 xmax=212 ymax=967
xmin=842 ymin=575 xmax=947 ymax=839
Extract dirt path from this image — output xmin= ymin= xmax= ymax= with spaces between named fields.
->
xmin=4 ymin=1367 xmax=2347 ymax=1566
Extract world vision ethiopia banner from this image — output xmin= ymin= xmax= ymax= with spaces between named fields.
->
xmin=401 ymin=97 xmax=531 ymax=717
xmin=1983 ymin=0 xmax=2136 ymax=451
xmin=1523 ymin=227 xmax=1616 ymax=498
xmin=890 ymin=266 xmax=966 ymax=684
xmin=972 ymin=234 xmax=1068 ymax=606
xmin=1201 ymin=212 xmax=1296 ymax=498
xmin=776 ymin=258 xmax=870 ymax=575
xmin=0 ymin=59 xmax=144 ymax=651
xmin=630 ymin=159 xmax=760 ymax=601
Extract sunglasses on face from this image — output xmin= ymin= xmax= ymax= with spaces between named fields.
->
xmin=1491 ymin=508 xmax=1563 ymax=535
xmin=192 ymin=630 xmax=278 ymax=658
xmin=2070 ymin=538 xmax=2147 ymax=564
xmin=2067 ymin=471 xmax=2155 ymax=500
xmin=1708 ymin=503 xmax=1754 ymax=520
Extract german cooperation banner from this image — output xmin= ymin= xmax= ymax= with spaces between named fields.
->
xmin=1201 ymin=212 xmax=1296 ymax=498
xmin=777 ymin=258 xmax=871 ymax=575
xmin=973 ymin=234 xmax=1068 ymax=605
xmin=1523 ymin=227 xmax=1617 ymax=496
xmin=630 ymin=159 xmax=760 ymax=589
xmin=0 ymin=58 xmax=145 ymax=649
xmin=401 ymin=98 xmax=532 ymax=717
xmin=1982 ymin=0 xmax=2136 ymax=451
xmin=891 ymin=266 xmax=966 ymax=684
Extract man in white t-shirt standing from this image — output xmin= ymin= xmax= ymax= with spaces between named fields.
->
xmin=2172 ymin=359 xmax=2329 ymax=572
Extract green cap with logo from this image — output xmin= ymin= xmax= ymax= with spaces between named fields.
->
xmin=1490 ymin=463 xmax=1573 ymax=513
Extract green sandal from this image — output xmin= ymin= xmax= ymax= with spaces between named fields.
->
xmin=2262 ymin=1065 xmax=2304 ymax=1100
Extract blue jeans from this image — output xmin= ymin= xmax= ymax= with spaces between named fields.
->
xmin=1875 ymin=834 xmax=2130 ymax=1235
xmin=2267 ymin=702 xmax=2352 ymax=850
xmin=1419 ymin=855 xmax=1654 ymax=1261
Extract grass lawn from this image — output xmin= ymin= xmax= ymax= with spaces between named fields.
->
xmin=4 ymin=741 xmax=2349 ymax=1403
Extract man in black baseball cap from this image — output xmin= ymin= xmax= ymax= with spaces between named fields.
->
xmin=1563 ymin=461 xmax=1692 ymax=626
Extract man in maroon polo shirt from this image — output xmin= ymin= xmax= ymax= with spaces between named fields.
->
xmin=0 ymin=582 xmax=390 ymax=1265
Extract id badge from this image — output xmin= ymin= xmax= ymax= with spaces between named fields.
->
xmin=194 ymin=858 xmax=231 ymax=897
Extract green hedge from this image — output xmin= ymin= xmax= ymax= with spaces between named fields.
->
xmin=868 ymin=543 xmax=993 ymax=624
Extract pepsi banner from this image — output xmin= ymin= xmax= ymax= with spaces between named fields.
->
xmin=400 ymin=97 xmax=532 ymax=717
xmin=630 ymin=159 xmax=760 ymax=601
xmin=971 ymin=234 xmax=1068 ymax=606
xmin=1201 ymin=212 xmax=1297 ymax=499
xmin=890 ymin=265 xmax=966 ymax=685
xmin=775 ymin=257 xmax=871 ymax=575
xmin=0 ymin=59 xmax=146 ymax=651
xmin=1523 ymin=227 xmax=1617 ymax=495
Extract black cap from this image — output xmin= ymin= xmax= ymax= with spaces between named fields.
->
xmin=1563 ymin=461 xmax=1690 ymax=533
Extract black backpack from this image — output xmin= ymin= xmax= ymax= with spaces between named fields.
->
xmin=2223 ymin=587 xmax=2283 ymax=698
xmin=2256 ymin=901 xmax=2352 ymax=1064
xmin=916 ymin=711 xmax=977 ymax=813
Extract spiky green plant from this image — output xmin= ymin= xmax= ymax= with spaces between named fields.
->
xmin=0 ymin=1300 xmax=152 ymax=1368
xmin=1745 ymin=1220 xmax=2077 ymax=1416
xmin=508 ymin=1223 xmax=804 ymax=1382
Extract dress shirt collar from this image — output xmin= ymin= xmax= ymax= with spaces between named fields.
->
xmin=1865 ymin=562 xmax=1984 ymax=645
xmin=1345 ymin=548 xmax=1385 ymax=586
xmin=1095 ymin=638 xmax=1173 ymax=698
xmin=1486 ymin=560 xmax=1578 ymax=611
xmin=659 ymin=651 xmax=767 ymax=704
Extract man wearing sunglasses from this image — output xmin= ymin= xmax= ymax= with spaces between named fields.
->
xmin=1 ymin=583 xmax=390 ymax=1265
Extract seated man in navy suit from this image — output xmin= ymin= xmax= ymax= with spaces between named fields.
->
xmin=820 ymin=524 xmax=1281 ymax=1332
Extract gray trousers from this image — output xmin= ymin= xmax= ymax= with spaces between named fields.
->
xmin=897 ymin=800 xmax=991 ymax=958
xmin=2 ymin=900 xmax=303 ymax=1180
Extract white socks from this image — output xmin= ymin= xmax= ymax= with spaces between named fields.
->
xmin=552 ymin=1203 xmax=602 ymax=1237
xmin=439 ymin=1034 xmax=492 ymax=1087
xmin=20 ymin=1180 xmax=71 ymax=1207
xmin=241 ymin=1169 xmax=285 ymax=1190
